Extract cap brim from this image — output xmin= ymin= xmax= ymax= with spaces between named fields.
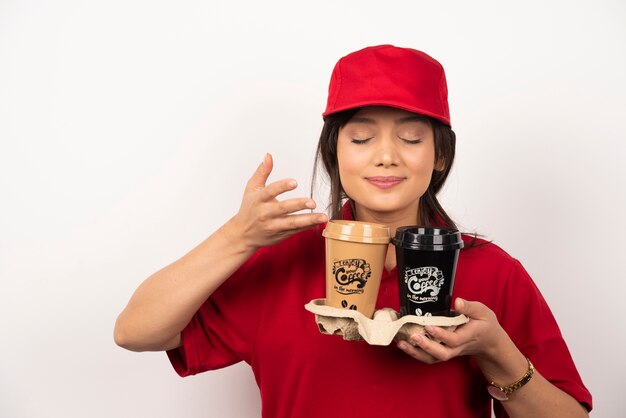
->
xmin=322 ymin=101 xmax=450 ymax=126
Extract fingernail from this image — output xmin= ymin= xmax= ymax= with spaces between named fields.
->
xmin=305 ymin=200 xmax=315 ymax=209
xmin=425 ymin=326 xmax=435 ymax=334
xmin=412 ymin=334 xmax=423 ymax=345
xmin=288 ymin=180 xmax=297 ymax=188
xmin=398 ymin=341 xmax=407 ymax=350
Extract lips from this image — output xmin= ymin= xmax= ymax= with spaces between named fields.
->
xmin=365 ymin=176 xmax=406 ymax=189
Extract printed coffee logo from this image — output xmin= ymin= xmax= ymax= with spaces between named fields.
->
xmin=341 ymin=299 xmax=358 ymax=311
xmin=415 ymin=308 xmax=432 ymax=317
xmin=332 ymin=258 xmax=371 ymax=295
xmin=404 ymin=266 xmax=444 ymax=304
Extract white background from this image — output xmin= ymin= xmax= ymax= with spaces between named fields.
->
xmin=1 ymin=0 xmax=625 ymax=417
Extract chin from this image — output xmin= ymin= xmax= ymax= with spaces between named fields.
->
xmin=356 ymin=199 xmax=418 ymax=216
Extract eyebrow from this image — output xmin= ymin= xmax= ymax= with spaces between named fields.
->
xmin=347 ymin=117 xmax=375 ymax=124
xmin=347 ymin=116 xmax=429 ymax=125
xmin=397 ymin=116 xmax=429 ymax=124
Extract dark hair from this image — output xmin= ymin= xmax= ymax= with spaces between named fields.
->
xmin=311 ymin=107 xmax=458 ymax=229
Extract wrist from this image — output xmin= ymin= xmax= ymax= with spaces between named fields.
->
xmin=475 ymin=327 xmax=528 ymax=386
xmin=221 ymin=216 xmax=259 ymax=256
xmin=487 ymin=357 xmax=535 ymax=401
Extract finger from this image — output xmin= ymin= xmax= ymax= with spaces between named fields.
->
xmin=424 ymin=325 xmax=470 ymax=349
xmin=409 ymin=333 xmax=459 ymax=362
xmin=454 ymin=298 xmax=490 ymax=320
xmin=397 ymin=340 xmax=439 ymax=364
xmin=274 ymin=223 xmax=323 ymax=240
xmin=246 ymin=153 xmax=273 ymax=192
xmin=262 ymin=178 xmax=298 ymax=200
xmin=266 ymin=212 xmax=328 ymax=233
xmin=268 ymin=197 xmax=318 ymax=217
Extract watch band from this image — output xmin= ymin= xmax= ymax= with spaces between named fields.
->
xmin=487 ymin=357 xmax=535 ymax=401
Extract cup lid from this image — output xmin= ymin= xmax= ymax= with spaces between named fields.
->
xmin=322 ymin=220 xmax=390 ymax=244
xmin=392 ymin=226 xmax=464 ymax=250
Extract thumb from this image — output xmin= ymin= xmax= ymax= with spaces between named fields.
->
xmin=246 ymin=153 xmax=273 ymax=191
xmin=454 ymin=298 xmax=487 ymax=320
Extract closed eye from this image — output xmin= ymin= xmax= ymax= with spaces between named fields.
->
xmin=351 ymin=137 xmax=373 ymax=144
xmin=400 ymin=138 xmax=422 ymax=144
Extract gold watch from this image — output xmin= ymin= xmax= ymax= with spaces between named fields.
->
xmin=487 ymin=357 xmax=535 ymax=401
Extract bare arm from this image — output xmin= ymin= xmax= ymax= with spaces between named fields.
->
xmin=398 ymin=298 xmax=589 ymax=418
xmin=114 ymin=154 xmax=328 ymax=352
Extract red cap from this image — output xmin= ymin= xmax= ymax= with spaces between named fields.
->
xmin=322 ymin=45 xmax=451 ymax=126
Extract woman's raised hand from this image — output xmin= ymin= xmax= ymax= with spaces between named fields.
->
xmin=230 ymin=153 xmax=328 ymax=251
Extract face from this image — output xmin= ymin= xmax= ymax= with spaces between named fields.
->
xmin=337 ymin=106 xmax=440 ymax=221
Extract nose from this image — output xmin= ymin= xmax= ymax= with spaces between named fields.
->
xmin=375 ymin=134 xmax=399 ymax=167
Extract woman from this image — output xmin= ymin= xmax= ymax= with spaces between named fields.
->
xmin=114 ymin=45 xmax=592 ymax=417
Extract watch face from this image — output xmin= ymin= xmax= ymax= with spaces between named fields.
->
xmin=487 ymin=386 xmax=509 ymax=401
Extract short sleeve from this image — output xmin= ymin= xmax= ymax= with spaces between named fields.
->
xmin=494 ymin=260 xmax=592 ymax=416
xmin=166 ymin=246 xmax=272 ymax=377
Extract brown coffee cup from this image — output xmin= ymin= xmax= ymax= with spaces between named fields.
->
xmin=322 ymin=220 xmax=390 ymax=318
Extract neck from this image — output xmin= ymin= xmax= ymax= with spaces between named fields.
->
xmin=353 ymin=204 xmax=420 ymax=272
xmin=353 ymin=205 xmax=420 ymax=237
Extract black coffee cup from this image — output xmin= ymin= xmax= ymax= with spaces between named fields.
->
xmin=393 ymin=227 xmax=464 ymax=317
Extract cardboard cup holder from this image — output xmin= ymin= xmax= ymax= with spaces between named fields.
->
xmin=305 ymin=298 xmax=469 ymax=346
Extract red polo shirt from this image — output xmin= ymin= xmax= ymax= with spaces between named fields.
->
xmin=167 ymin=224 xmax=592 ymax=417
